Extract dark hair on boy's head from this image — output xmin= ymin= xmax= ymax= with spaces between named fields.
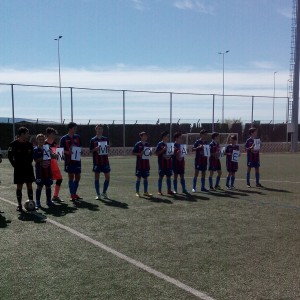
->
xmin=67 ymin=122 xmax=77 ymax=130
xmin=139 ymin=131 xmax=147 ymax=137
xmin=173 ymin=132 xmax=181 ymax=140
xmin=18 ymin=127 xmax=29 ymax=136
xmin=161 ymin=131 xmax=169 ymax=138
xmin=95 ymin=124 xmax=104 ymax=130
xmin=230 ymin=134 xmax=237 ymax=140
xmin=211 ymin=132 xmax=219 ymax=139
xmin=249 ymin=127 xmax=257 ymax=135
xmin=200 ymin=129 xmax=208 ymax=135
xmin=46 ymin=127 xmax=58 ymax=135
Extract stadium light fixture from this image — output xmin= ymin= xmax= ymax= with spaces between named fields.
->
xmin=273 ymin=71 xmax=277 ymax=126
xmin=54 ymin=35 xmax=63 ymax=123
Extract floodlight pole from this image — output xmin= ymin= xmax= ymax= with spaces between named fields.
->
xmin=54 ymin=35 xmax=63 ymax=123
xmin=218 ymin=50 xmax=229 ymax=124
xmin=272 ymin=71 xmax=277 ymax=126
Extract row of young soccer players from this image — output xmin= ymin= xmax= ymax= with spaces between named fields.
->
xmin=3 ymin=123 xmax=261 ymax=213
xmin=133 ymin=127 xmax=262 ymax=197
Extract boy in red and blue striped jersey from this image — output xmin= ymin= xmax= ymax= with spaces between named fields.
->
xmin=172 ymin=132 xmax=188 ymax=194
xmin=60 ymin=122 xmax=82 ymax=201
xmin=192 ymin=129 xmax=209 ymax=192
xmin=208 ymin=132 xmax=222 ymax=190
xmin=225 ymin=134 xmax=239 ymax=189
xmin=245 ymin=127 xmax=263 ymax=188
xmin=132 ymin=131 xmax=152 ymax=197
xmin=155 ymin=131 xmax=174 ymax=196
xmin=90 ymin=124 xmax=111 ymax=200
xmin=34 ymin=134 xmax=57 ymax=208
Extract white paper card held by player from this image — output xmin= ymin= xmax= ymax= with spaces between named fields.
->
xmin=43 ymin=145 xmax=51 ymax=160
xmin=55 ymin=147 xmax=64 ymax=161
xmin=203 ymin=144 xmax=210 ymax=157
xmin=98 ymin=141 xmax=108 ymax=155
xmin=71 ymin=146 xmax=82 ymax=161
xmin=231 ymin=150 xmax=240 ymax=162
xmin=254 ymin=139 xmax=261 ymax=151
xmin=180 ymin=144 xmax=188 ymax=157
xmin=142 ymin=147 xmax=152 ymax=160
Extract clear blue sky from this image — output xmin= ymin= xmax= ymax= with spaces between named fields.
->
xmin=0 ymin=0 xmax=294 ymax=123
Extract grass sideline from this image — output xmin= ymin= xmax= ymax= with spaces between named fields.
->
xmin=0 ymin=153 xmax=300 ymax=300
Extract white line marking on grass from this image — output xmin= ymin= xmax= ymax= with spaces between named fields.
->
xmin=0 ymin=196 xmax=216 ymax=300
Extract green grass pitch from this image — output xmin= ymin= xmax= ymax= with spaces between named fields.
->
xmin=0 ymin=153 xmax=300 ymax=300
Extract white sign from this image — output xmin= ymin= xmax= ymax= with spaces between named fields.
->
xmin=231 ymin=150 xmax=240 ymax=162
xmin=254 ymin=139 xmax=261 ymax=151
xmin=166 ymin=143 xmax=174 ymax=155
xmin=142 ymin=147 xmax=152 ymax=160
xmin=71 ymin=146 xmax=82 ymax=161
xmin=98 ymin=141 xmax=108 ymax=155
xmin=180 ymin=144 xmax=188 ymax=157
xmin=220 ymin=147 xmax=226 ymax=157
xmin=55 ymin=147 xmax=64 ymax=161
xmin=203 ymin=144 xmax=210 ymax=157
xmin=43 ymin=145 xmax=51 ymax=160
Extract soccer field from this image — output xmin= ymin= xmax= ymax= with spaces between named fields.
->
xmin=0 ymin=153 xmax=300 ymax=300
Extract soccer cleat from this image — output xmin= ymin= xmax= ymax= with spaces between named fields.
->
xmin=0 ymin=209 xmax=4 ymax=214
xmin=135 ymin=192 xmax=140 ymax=197
xmin=35 ymin=200 xmax=41 ymax=209
xmin=226 ymin=185 xmax=231 ymax=190
xmin=247 ymin=184 xmax=251 ymax=188
xmin=143 ymin=192 xmax=153 ymax=197
xmin=192 ymin=189 xmax=196 ymax=193
xmin=95 ymin=195 xmax=101 ymax=200
xmin=256 ymin=183 xmax=263 ymax=188
xmin=74 ymin=194 xmax=83 ymax=200
xmin=70 ymin=194 xmax=77 ymax=201
xmin=16 ymin=205 xmax=23 ymax=212
xmin=157 ymin=192 xmax=163 ymax=196
xmin=101 ymin=192 xmax=109 ymax=200
xmin=52 ymin=196 xmax=64 ymax=202
xmin=230 ymin=186 xmax=236 ymax=190
xmin=167 ymin=190 xmax=174 ymax=196
xmin=182 ymin=189 xmax=189 ymax=194
xmin=47 ymin=200 xmax=56 ymax=207
xmin=173 ymin=190 xmax=177 ymax=194
xmin=209 ymin=186 xmax=215 ymax=191
xmin=201 ymin=187 xmax=209 ymax=192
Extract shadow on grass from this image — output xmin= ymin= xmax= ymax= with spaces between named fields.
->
xmin=100 ymin=198 xmax=129 ymax=209
xmin=40 ymin=203 xmax=78 ymax=216
xmin=0 ymin=214 xmax=12 ymax=228
xmin=72 ymin=199 xmax=100 ymax=211
xmin=18 ymin=211 xmax=47 ymax=223
xmin=237 ymin=189 xmax=266 ymax=195
xmin=150 ymin=196 xmax=173 ymax=204
xmin=173 ymin=193 xmax=198 ymax=202
xmin=258 ymin=186 xmax=292 ymax=193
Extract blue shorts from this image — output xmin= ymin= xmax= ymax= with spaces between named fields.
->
xmin=136 ymin=170 xmax=150 ymax=178
xmin=247 ymin=161 xmax=260 ymax=168
xmin=158 ymin=169 xmax=173 ymax=177
xmin=208 ymin=160 xmax=221 ymax=171
xmin=93 ymin=164 xmax=111 ymax=174
xmin=173 ymin=166 xmax=185 ymax=175
xmin=65 ymin=163 xmax=81 ymax=174
xmin=194 ymin=163 xmax=207 ymax=172
xmin=36 ymin=178 xmax=53 ymax=187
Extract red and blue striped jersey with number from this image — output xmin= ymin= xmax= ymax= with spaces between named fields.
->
xmin=132 ymin=141 xmax=150 ymax=171
xmin=173 ymin=142 xmax=185 ymax=170
xmin=155 ymin=141 xmax=172 ymax=170
xmin=225 ymin=144 xmax=239 ymax=171
xmin=60 ymin=134 xmax=82 ymax=165
xmin=245 ymin=137 xmax=260 ymax=164
xmin=193 ymin=139 xmax=208 ymax=166
xmin=90 ymin=136 xmax=110 ymax=166
xmin=209 ymin=140 xmax=220 ymax=168
xmin=34 ymin=146 xmax=52 ymax=180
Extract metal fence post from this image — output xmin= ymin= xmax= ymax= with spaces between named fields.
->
xmin=251 ymin=96 xmax=254 ymax=126
xmin=123 ymin=90 xmax=126 ymax=154
xmin=212 ymin=94 xmax=215 ymax=132
xmin=70 ymin=87 xmax=73 ymax=122
xmin=170 ymin=92 xmax=173 ymax=138
xmin=11 ymin=84 xmax=15 ymax=140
